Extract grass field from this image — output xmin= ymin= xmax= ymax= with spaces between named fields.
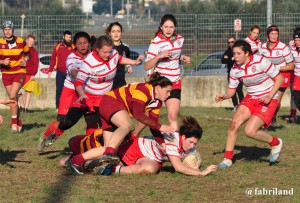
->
xmin=0 ymin=107 xmax=299 ymax=203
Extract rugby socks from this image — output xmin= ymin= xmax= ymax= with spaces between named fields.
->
xmin=224 ymin=151 xmax=233 ymax=160
xmin=103 ymin=147 xmax=116 ymax=155
xmin=54 ymin=128 xmax=64 ymax=138
xmin=71 ymin=154 xmax=85 ymax=166
xmin=11 ymin=116 xmax=17 ymax=125
xmin=112 ymin=165 xmax=121 ymax=174
xmin=269 ymin=136 xmax=280 ymax=147
xmin=290 ymin=109 xmax=296 ymax=117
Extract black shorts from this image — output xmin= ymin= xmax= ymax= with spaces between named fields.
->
xmin=278 ymin=87 xmax=287 ymax=93
xmin=168 ymin=89 xmax=181 ymax=100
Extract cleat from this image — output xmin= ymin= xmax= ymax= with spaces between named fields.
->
xmin=93 ymin=163 xmax=114 ymax=176
xmin=98 ymin=154 xmax=120 ymax=166
xmin=11 ymin=124 xmax=18 ymax=133
xmin=17 ymin=119 xmax=22 ymax=133
xmin=37 ymin=132 xmax=56 ymax=153
xmin=83 ymin=159 xmax=104 ymax=171
xmin=65 ymin=159 xmax=84 ymax=175
xmin=37 ymin=121 xmax=59 ymax=152
xmin=37 ymin=135 xmax=47 ymax=153
xmin=218 ymin=158 xmax=232 ymax=169
xmin=285 ymin=116 xmax=296 ymax=124
xmin=270 ymin=138 xmax=283 ymax=163
xmin=44 ymin=132 xmax=56 ymax=147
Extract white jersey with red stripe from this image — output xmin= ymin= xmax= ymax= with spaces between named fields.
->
xmin=75 ymin=50 xmax=121 ymax=96
xmin=260 ymin=41 xmax=294 ymax=70
xmin=64 ymin=51 xmax=86 ymax=90
xmin=138 ymin=132 xmax=187 ymax=163
xmin=289 ymin=40 xmax=300 ymax=77
xmin=245 ymin=36 xmax=261 ymax=55
xmin=145 ymin=32 xmax=184 ymax=82
xmin=229 ymin=55 xmax=280 ymax=98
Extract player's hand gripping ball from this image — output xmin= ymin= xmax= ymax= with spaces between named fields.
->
xmin=183 ymin=150 xmax=202 ymax=169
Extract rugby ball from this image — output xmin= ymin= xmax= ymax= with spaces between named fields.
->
xmin=183 ymin=150 xmax=202 ymax=169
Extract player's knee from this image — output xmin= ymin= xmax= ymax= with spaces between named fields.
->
xmin=243 ymin=126 xmax=255 ymax=138
xmin=138 ymin=165 xmax=158 ymax=174
xmin=229 ymin=119 xmax=240 ymax=131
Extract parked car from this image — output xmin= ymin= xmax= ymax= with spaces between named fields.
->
xmin=128 ymin=45 xmax=148 ymax=76
xmin=189 ymin=52 xmax=227 ymax=76
xmin=36 ymin=54 xmax=56 ymax=78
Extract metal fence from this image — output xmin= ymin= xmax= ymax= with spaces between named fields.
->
xmin=1 ymin=13 xmax=300 ymax=71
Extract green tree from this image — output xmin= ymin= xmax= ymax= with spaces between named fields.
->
xmin=93 ymin=0 xmax=123 ymax=15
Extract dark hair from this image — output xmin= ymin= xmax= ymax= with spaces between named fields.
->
xmin=27 ymin=34 xmax=35 ymax=40
xmin=63 ymin=30 xmax=72 ymax=36
xmin=73 ymin=31 xmax=91 ymax=44
xmin=147 ymin=72 xmax=172 ymax=88
xmin=155 ymin=14 xmax=177 ymax=37
xmin=293 ymin=27 xmax=300 ymax=39
xmin=267 ymin=25 xmax=279 ymax=35
xmin=233 ymin=39 xmax=252 ymax=55
xmin=179 ymin=116 xmax=203 ymax=140
xmin=90 ymin=35 xmax=97 ymax=51
xmin=94 ymin=35 xmax=113 ymax=49
xmin=106 ymin=22 xmax=123 ymax=35
xmin=250 ymin=25 xmax=261 ymax=33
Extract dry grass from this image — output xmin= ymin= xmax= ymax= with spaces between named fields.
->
xmin=0 ymin=107 xmax=299 ymax=203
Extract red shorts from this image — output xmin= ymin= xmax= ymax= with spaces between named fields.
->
xmin=240 ymin=94 xmax=278 ymax=126
xmin=71 ymin=93 xmax=103 ymax=112
xmin=99 ymin=95 xmax=126 ymax=130
xmin=172 ymin=79 xmax=182 ymax=90
xmin=293 ymin=75 xmax=300 ymax=91
xmin=280 ymin=72 xmax=291 ymax=88
xmin=2 ymin=73 xmax=25 ymax=86
xmin=58 ymin=87 xmax=77 ymax=115
xmin=117 ymin=139 xmax=144 ymax=166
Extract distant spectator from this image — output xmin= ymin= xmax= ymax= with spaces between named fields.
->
xmin=19 ymin=34 xmax=41 ymax=113
xmin=221 ymin=36 xmax=244 ymax=111
xmin=48 ymin=30 xmax=75 ymax=110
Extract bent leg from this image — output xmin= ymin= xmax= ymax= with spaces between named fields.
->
xmin=120 ymin=157 xmax=160 ymax=174
xmin=244 ymin=116 xmax=273 ymax=143
xmin=105 ymin=110 xmax=134 ymax=149
xmin=224 ymin=105 xmax=251 ymax=157
xmin=165 ymin=98 xmax=180 ymax=130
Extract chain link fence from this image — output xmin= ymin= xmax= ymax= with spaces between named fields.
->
xmin=1 ymin=13 xmax=300 ymax=72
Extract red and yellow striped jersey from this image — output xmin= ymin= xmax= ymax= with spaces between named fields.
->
xmin=106 ymin=82 xmax=162 ymax=119
xmin=0 ymin=36 xmax=29 ymax=74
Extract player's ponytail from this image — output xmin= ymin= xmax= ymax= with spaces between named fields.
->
xmin=147 ymin=72 xmax=172 ymax=88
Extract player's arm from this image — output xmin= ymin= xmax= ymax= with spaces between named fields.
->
xmin=168 ymin=155 xmax=217 ymax=176
xmin=120 ymin=55 xmax=143 ymax=66
xmin=132 ymin=101 xmax=174 ymax=134
xmin=260 ymin=73 xmax=284 ymax=104
xmin=215 ymin=88 xmax=237 ymax=103
xmin=279 ymin=61 xmax=294 ymax=72
xmin=144 ymin=50 xmax=171 ymax=71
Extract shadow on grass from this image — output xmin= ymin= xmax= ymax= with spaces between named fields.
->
xmin=22 ymin=122 xmax=46 ymax=131
xmin=213 ymin=145 xmax=270 ymax=163
xmin=160 ymin=165 xmax=175 ymax=173
xmin=0 ymin=149 xmax=31 ymax=168
xmin=233 ymin=145 xmax=270 ymax=162
xmin=42 ymin=169 xmax=76 ymax=203
xmin=39 ymin=148 xmax=72 ymax=160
